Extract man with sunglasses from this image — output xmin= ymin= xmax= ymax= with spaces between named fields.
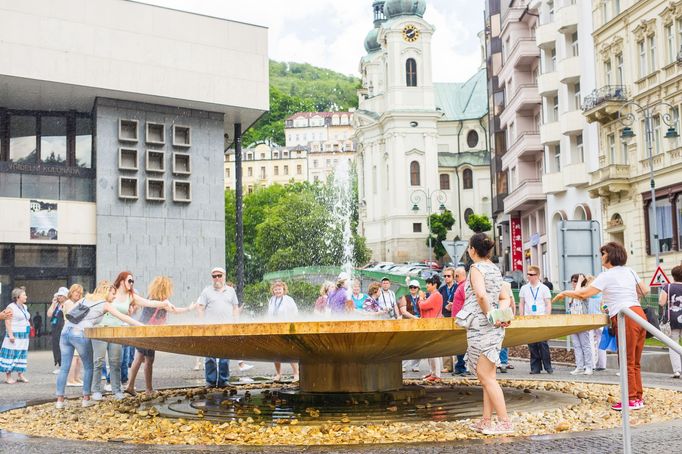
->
xmin=196 ymin=267 xmax=239 ymax=387
xmin=519 ymin=265 xmax=553 ymax=374
xmin=439 ymin=267 xmax=468 ymax=375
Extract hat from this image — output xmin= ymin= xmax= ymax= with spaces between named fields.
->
xmin=337 ymin=272 xmax=350 ymax=281
xmin=381 ymin=276 xmax=391 ymax=282
xmin=211 ymin=267 xmax=226 ymax=275
xmin=408 ymin=280 xmax=420 ymax=288
xmin=56 ymin=287 xmax=69 ymax=297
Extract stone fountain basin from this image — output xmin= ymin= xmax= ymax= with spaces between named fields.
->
xmin=87 ymin=315 xmax=606 ymax=393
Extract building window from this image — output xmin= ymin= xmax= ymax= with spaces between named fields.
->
xmin=226 ymin=168 xmax=230 ymax=178
xmin=464 ymin=208 xmax=474 ymax=223
xmin=462 ymin=168 xmax=473 ymax=189
xmin=313 ymin=160 xmax=318 ymax=168
xmin=372 ymin=165 xmax=377 ymax=194
xmin=406 ymin=58 xmax=417 ymax=87
xmin=553 ymin=144 xmax=561 ymax=172
xmin=613 ymin=0 xmax=621 ymax=15
xmin=413 ymin=223 xmax=422 ymax=233
xmin=653 ymin=115 xmax=662 ymax=154
xmin=410 ymin=161 xmax=420 ymax=186
xmin=246 ymin=153 xmax=253 ymax=160
xmin=607 ymin=133 xmax=616 ymax=164
xmin=75 ymin=117 xmax=92 ymax=168
xmin=573 ymin=82 xmax=581 ymax=110
xmin=648 ymin=34 xmax=657 ymax=73
xmin=284 ymin=165 xmax=289 ymax=175
xmin=616 ymin=53 xmax=624 ymax=85
xmin=439 ymin=173 xmax=450 ymax=190
xmin=570 ymin=32 xmax=579 ymax=57
xmin=666 ymin=23 xmax=675 ymax=64
xmin=576 ymin=134 xmax=584 ymax=163
xmin=247 ymin=167 xmax=253 ymax=177
xmin=297 ymin=164 xmax=302 ymax=175
xmin=648 ymin=198 xmax=674 ymax=253
xmin=260 ymin=166 xmax=266 ymax=179
xmin=621 ymin=140 xmax=629 ymax=164
xmin=466 ymin=130 xmax=479 ymax=148
xmin=247 ymin=186 xmax=253 ymax=194
xmin=41 ymin=116 xmax=67 ymax=165
xmin=9 ymin=115 xmax=37 ymax=163
xmin=638 ymin=40 xmax=647 ymax=78
xmin=274 ymin=166 xmax=279 ymax=176
xmin=604 ymin=60 xmax=612 ymax=85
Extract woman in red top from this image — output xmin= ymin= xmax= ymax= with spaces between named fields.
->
xmin=419 ymin=276 xmax=443 ymax=381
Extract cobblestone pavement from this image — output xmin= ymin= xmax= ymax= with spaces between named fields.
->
xmin=1 ymin=350 xmax=681 ymax=453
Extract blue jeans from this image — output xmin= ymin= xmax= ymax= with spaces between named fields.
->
xmin=205 ymin=358 xmax=229 ymax=386
xmin=120 ymin=345 xmax=134 ymax=383
xmin=500 ymin=347 xmax=509 ymax=365
xmin=92 ymin=340 xmax=122 ymax=394
xmin=454 ymin=354 xmax=467 ymax=373
xmin=56 ymin=327 xmax=94 ymax=397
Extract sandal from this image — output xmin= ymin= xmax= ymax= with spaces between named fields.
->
xmin=17 ymin=377 xmax=29 ymax=383
xmin=123 ymin=388 xmax=137 ymax=396
xmin=6 ymin=379 xmax=16 ymax=384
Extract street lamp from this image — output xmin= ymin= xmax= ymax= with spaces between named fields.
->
xmin=618 ymin=101 xmax=679 ymax=268
xmin=410 ymin=188 xmax=447 ymax=265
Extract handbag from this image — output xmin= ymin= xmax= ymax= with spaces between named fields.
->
xmin=660 ymin=284 xmax=672 ymax=337
xmin=599 ymin=325 xmax=618 ymax=352
xmin=455 ymin=309 xmax=474 ymax=329
xmin=65 ymin=299 xmax=104 ymax=324
xmin=631 ymin=270 xmax=658 ymax=338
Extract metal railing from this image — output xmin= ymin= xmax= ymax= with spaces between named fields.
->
xmin=581 ymin=85 xmax=629 ymax=111
xmin=617 ymin=306 xmax=682 ymax=453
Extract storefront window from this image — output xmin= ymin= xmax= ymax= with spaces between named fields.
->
xmin=9 ymin=115 xmax=37 ymax=163
xmin=70 ymin=246 xmax=95 ymax=268
xmin=40 ymin=116 xmax=67 ymax=165
xmin=21 ymin=174 xmax=60 ymax=199
xmin=59 ymin=177 xmax=94 ymax=202
xmin=0 ymin=245 xmax=11 ymax=267
xmin=75 ymin=117 xmax=92 ymax=168
xmin=648 ymin=198 xmax=674 ymax=253
xmin=14 ymin=245 xmax=68 ymax=268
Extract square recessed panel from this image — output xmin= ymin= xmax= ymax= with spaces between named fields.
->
xmin=172 ymin=125 xmax=191 ymax=147
xmin=146 ymin=122 xmax=165 ymax=145
xmin=146 ymin=178 xmax=165 ymax=201
xmin=118 ymin=177 xmax=138 ymax=199
xmin=173 ymin=180 xmax=191 ymax=203
xmin=146 ymin=150 xmax=165 ymax=173
xmin=172 ymin=153 xmax=191 ymax=175
xmin=119 ymin=119 xmax=138 ymax=142
xmin=118 ymin=148 xmax=138 ymax=171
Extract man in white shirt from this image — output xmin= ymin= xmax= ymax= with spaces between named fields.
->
xmin=519 ymin=265 xmax=553 ymax=374
xmin=379 ymin=277 xmax=399 ymax=319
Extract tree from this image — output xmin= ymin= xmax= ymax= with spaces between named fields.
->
xmin=427 ymin=210 xmax=455 ymax=260
xmin=467 ymin=213 xmax=493 ymax=233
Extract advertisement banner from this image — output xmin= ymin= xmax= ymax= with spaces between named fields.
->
xmin=510 ymin=216 xmax=523 ymax=271
xmin=30 ymin=200 xmax=58 ymax=240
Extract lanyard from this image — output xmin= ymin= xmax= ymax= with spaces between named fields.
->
xmin=446 ymin=284 xmax=456 ymax=302
xmin=529 ymin=286 xmax=540 ymax=303
xmin=13 ymin=303 xmax=30 ymax=322
xmin=272 ymin=296 xmax=283 ymax=315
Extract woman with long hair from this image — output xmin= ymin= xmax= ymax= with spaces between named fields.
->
xmin=267 ymin=280 xmax=299 ymax=382
xmin=55 ymin=280 xmax=143 ymax=409
xmin=64 ymin=285 xmax=84 ymax=386
xmin=124 ymin=276 xmax=193 ymax=396
xmin=91 ymin=271 xmax=174 ymax=400
xmin=462 ymin=233 xmax=513 ymax=435
xmin=1 ymin=288 xmax=31 ymax=384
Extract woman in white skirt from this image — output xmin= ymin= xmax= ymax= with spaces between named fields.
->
xmin=267 ymin=280 xmax=299 ymax=382
xmin=567 ymin=274 xmax=593 ymax=375
xmin=1 ymin=288 xmax=31 ymax=384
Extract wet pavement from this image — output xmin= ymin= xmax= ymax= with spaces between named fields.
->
xmin=1 ymin=350 xmax=682 ymax=452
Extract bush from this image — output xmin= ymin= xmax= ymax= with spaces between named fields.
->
xmin=242 ymin=280 xmax=320 ymax=315
xmin=466 ymin=213 xmax=493 ymax=233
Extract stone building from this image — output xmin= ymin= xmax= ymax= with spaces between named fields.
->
xmin=224 ymin=143 xmax=309 ymax=192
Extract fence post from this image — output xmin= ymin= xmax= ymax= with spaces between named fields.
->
xmin=617 ymin=311 xmax=631 ymax=454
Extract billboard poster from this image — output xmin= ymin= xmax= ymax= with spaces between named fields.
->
xmin=510 ymin=216 xmax=523 ymax=271
xmin=30 ymin=200 xmax=58 ymax=240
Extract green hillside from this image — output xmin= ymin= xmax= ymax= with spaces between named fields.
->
xmin=242 ymin=60 xmax=361 ymax=146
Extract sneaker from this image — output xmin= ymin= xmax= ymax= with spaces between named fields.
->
xmin=594 ymin=367 xmax=606 ymax=371
xmin=91 ymin=392 xmax=103 ymax=401
xmin=611 ymin=400 xmax=638 ymax=411
xmin=52 ymin=369 xmax=60 ymax=375
xmin=569 ymin=367 xmax=583 ymax=375
xmin=583 ymin=368 xmax=593 ymax=375
xmin=55 ymin=401 xmax=65 ymax=410
xmin=634 ymin=399 xmax=645 ymax=409
xmin=424 ymin=375 xmax=442 ymax=382
xmin=469 ymin=418 xmax=492 ymax=433
xmin=238 ymin=363 xmax=254 ymax=372
xmin=114 ymin=392 xmax=125 ymax=401
xmin=104 ymin=383 xmax=112 ymax=392
xmin=82 ymin=399 xmax=98 ymax=408
xmin=497 ymin=366 xmax=507 ymax=374
xmin=482 ymin=420 xmax=514 ymax=435
xmin=673 ymin=372 xmax=681 ymax=379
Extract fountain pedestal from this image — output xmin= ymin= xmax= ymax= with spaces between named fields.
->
xmin=87 ymin=315 xmax=607 ymax=393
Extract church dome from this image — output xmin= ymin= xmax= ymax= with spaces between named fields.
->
xmin=384 ymin=0 xmax=426 ymax=19
xmin=364 ymin=28 xmax=381 ymax=53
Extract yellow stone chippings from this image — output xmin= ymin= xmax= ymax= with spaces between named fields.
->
xmin=1 ymin=379 xmax=680 ymax=446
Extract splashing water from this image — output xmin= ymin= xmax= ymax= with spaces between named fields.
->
xmin=327 ymin=157 xmax=354 ymax=277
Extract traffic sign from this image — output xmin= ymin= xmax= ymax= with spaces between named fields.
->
xmin=649 ymin=265 xmax=671 ymax=287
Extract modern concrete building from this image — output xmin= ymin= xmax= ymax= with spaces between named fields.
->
xmin=0 ymin=0 xmax=268 ymax=324
xmin=224 ymin=143 xmax=308 ymax=191
xmin=584 ymin=0 xmax=682 ymax=278
xmin=354 ymin=0 xmax=492 ymax=263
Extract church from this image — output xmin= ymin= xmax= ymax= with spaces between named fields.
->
xmin=353 ymin=0 xmax=492 ymax=263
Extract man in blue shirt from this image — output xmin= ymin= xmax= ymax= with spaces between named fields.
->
xmin=439 ymin=267 xmax=468 ymax=375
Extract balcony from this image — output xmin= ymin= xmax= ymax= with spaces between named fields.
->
xmin=587 ymin=164 xmax=632 ymax=198
xmin=559 ymin=110 xmax=585 ymax=135
xmin=563 ymin=162 xmax=589 ymax=187
xmin=501 ymin=131 xmax=542 ymax=170
xmin=558 ymin=56 xmax=580 ymax=83
xmin=538 ymin=71 xmax=560 ymax=96
xmin=499 ymin=84 xmax=541 ymax=126
xmin=492 ymin=193 xmax=507 ymax=215
xmin=504 ymin=179 xmax=546 ymax=214
xmin=542 ymin=171 xmax=566 ymax=194
xmin=556 ymin=3 xmax=578 ymax=33
xmin=582 ymin=85 xmax=629 ymax=124
xmin=540 ymin=120 xmax=561 ymax=144
xmin=501 ymin=39 xmax=539 ymax=77
xmin=536 ymin=21 xmax=558 ymax=48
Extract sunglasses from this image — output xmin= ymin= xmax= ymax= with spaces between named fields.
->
xmin=527 ymin=273 xmax=537 ymax=276
xmin=409 ymin=286 xmax=419 ymax=289
xmin=444 ymin=274 xmax=453 ymax=278
xmin=212 ymin=274 xmax=224 ymax=279
xmin=571 ymin=280 xmax=578 ymax=283
xmin=127 ymin=279 xmax=134 ymax=284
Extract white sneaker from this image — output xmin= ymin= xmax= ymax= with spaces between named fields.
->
xmin=91 ymin=392 xmax=103 ymax=401
xmin=569 ymin=367 xmax=583 ymax=375
xmin=104 ymin=383 xmax=112 ymax=392
xmin=55 ymin=401 xmax=65 ymax=409
xmin=583 ymin=368 xmax=593 ymax=375
xmin=411 ymin=367 xmax=420 ymax=372
xmin=238 ymin=363 xmax=254 ymax=372
xmin=114 ymin=392 xmax=125 ymax=400
xmin=82 ymin=399 xmax=98 ymax=408
xmin=52 ymin=369 xmax=60 ymax=375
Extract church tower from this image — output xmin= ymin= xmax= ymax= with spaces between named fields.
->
xmin=354 ymin=0 xmax=442 ymax=263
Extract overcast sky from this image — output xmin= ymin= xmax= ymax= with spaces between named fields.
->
xmin=136 ymin=0 xmax=485 ymax=83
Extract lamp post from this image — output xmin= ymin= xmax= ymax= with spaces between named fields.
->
xmin=618 ymin=101 xmax=678 ymax=268
xmin=410 ymin=188 xmax=447 ymax=265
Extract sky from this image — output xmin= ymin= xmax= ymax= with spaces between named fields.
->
xmin=135 ymin=0 xmax=485 ymax=83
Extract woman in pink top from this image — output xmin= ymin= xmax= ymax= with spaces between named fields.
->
xmin=419 ymin=276 xmax=443 ymax=381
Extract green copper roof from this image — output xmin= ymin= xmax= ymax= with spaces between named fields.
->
xmin=438 ymin=150 xmax=490 ymax=168
xmin=434 ymin=68 xmax=488 ymax=121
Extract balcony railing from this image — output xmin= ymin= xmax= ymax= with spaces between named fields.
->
xmin=581 ymin=85 xmax=628 ymax=111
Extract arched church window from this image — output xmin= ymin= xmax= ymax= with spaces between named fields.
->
xmin=410 ymin=161 xmax=420 ymax=186
xmin=463 ymin=168 xmax=473 ymax=189
xmin=439 ymin=173 xmax=450 ymax=190
xmin=464 ymin=208 xmax=474 ymax=223
xmin=466 ymin=130 xmax=479 ymax=148
xmin=406 ymin=58 xmax=417 ymax=87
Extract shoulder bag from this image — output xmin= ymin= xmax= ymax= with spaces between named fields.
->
xmin=65 ymin=299 xmax=105 ymax=324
